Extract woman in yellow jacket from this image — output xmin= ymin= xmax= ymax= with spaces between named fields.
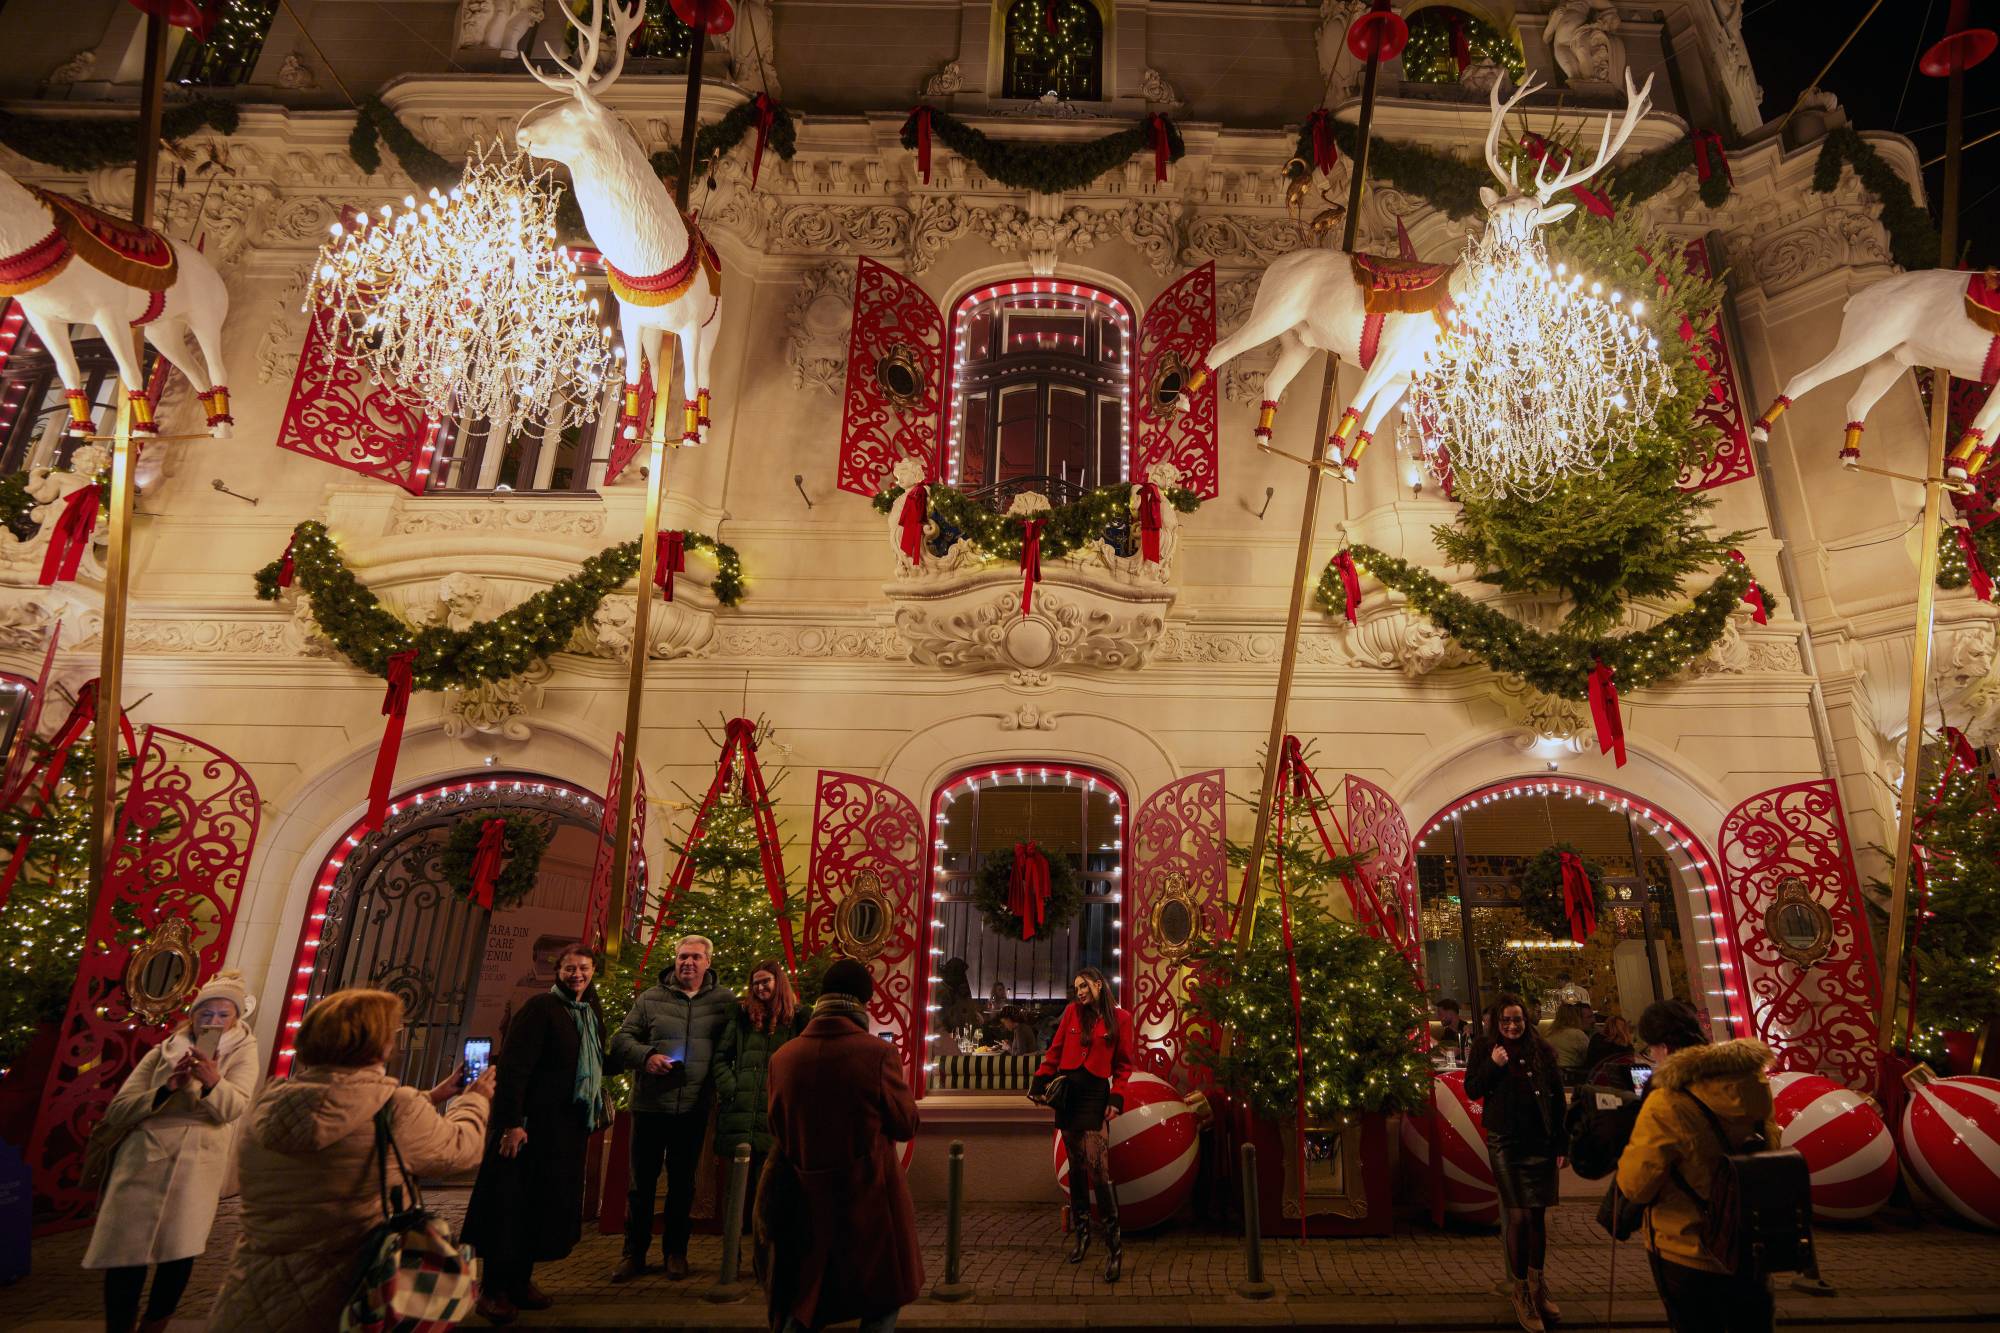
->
xmin=1614 ymin=1000 xmax=1781 ymax=1333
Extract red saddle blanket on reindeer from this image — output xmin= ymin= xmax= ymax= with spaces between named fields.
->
xmin=1965 ymin=269 xmax=2000 ymax=337
xmin=26 ymin=186 xmax=178 ymax=293
xmin=1350 ymin=252 xmax=1456 ymax=315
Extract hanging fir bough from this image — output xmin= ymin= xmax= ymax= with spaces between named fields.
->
xmin=0 ymin=99 xmax=239 ymax=172
xmin=872 ymin=479 xmax=1199 ymax=563
xmin=441 ymin=813 xmax=550 ymax=910
xmin=899 ymin=108 xmax=1185 ymax=193
xmin=253 ymin=520 xmax=744 ymax=690
xmin=1812 ymin=127 xmax=1941 ymax=272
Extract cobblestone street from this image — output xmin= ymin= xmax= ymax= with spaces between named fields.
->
xmin=8 ymin=1191 xmax=1999 ymax=1330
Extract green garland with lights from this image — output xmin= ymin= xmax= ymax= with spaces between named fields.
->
xmin=440 ymin=812 xmax=550 ymax=910
xmin=1938 ymin=519 xmax=2000 ymax=593
xmin=972 ymin=846 xmax=1084 ymax=940
xmin=0 ymin=99 xmax=240 ymax=173
xmin=1400 ymin=7 xmax=1526 ymax=86
xmin=252 ymin=519 xmax=743 ymax=690
xmin=1517 ymin=844 xmax=1608 ymax=941
xmin=899 ymin=108 xmax=1185 ymax=194
xmin=1812 ymin=127 xmax=1941 ymax=272
xmin=651 ymin=97 xmax=799 ymax=187
xmin=1325 ymin=545 xmax=1752 ymax=702
xmin=1903 ymin=747 xmax=2000 ymax=1066
xmin=871 ymin=479 xmax=1199 ymax=563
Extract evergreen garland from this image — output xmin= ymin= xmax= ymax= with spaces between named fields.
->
xmin=349 ymin=95 xmax=459 ymax=193
xmin=972 ymin=846 xmax=1084 ymax=939
xmin=0 ymin=99 xmax=240 ymax=172
xmin=440 ymin=812 xmax=550 ymax=910
xmin=1938 ymin=518 xmax=2000 ymax=593
xmin=871 ymin=479 xmax=1199 ymax=563
xmin=252 ymin=519 xmax=744 ymax=691
xmin=1812 ymin=127 xmax=1941 ymax=272
xmin=0 ymin=473 xmax=37 ymax=542
xmin=899 ymin=108 xmax=1185 ymax=194
xmin=1517 ymin=843 xmax=1607 ymax=940
xmin=1906 ymin=749 xmax=2000 ymax=1063
xmin=650 ymin=97 xmax=799 ymax=187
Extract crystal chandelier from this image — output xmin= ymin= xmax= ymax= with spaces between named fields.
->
xmin=1401 ymin=233 xmax=1670 ymax=503
xmin=307 ymin=145 xmax=614 ymax=441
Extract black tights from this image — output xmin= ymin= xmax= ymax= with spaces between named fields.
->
xmin=1502 ymin=1207 xmax=1548 ymax=1280
xmin=1062 ymin=1127 xmax=1118 ymax=1227
xmin=103 ymin=1257 xmax=194 ymax=1331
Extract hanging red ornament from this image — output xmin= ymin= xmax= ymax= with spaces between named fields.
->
xmin=37 ymin=485 xmax=100 ymax=587
xmin=1921 ymin=0 xmax=1996 ymax=76
xmin=468 ymin=817 xmax=509 ymax=910
xmin=1347 ymin=0 xmax=1409 ymax=62
xmin=670 ymin=0 xmax=735 ymax=34
xmin=1020 ymin=520 xmax=1043 ymax=613
xmin=122 ymin=0 xmax=223 ymax=42
xmin=363 ymin=650 xmax=418 ymax=834
xmin=1587 ymin=658 xmax=1627 ymax=768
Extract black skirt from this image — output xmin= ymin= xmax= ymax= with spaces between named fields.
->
xmin=1055 ymin=1072 xmax=1112 ymax=1136
xmin=1487 ymin=1133 xmax=1561 ymax=1210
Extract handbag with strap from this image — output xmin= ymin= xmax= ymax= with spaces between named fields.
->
xmin=340 ymin=1103 xmax=481 ymax=1333
xmin=79 ymin=1116 xmax=135 ymax=1193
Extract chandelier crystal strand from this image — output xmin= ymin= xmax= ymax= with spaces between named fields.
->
xmin=1402 ymin=233 xmax=1670 ymax=502
xmin=307 ymin=144 xmax=614 ymax=441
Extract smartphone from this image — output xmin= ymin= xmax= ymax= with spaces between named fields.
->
xmin=194 ymin=1028 xmax=222 ymax=1060
xmin=1630 ymin=1065 xmax=1654 ymax=1093
xmin=878 ymin=1032 xmax=896 ymax=1044
xmin=462 ymin=1037 xmax=493 ymax=1085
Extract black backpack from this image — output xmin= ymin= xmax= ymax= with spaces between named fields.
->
xmin=1669 ymin=1090 xmax=1814 ymax=1276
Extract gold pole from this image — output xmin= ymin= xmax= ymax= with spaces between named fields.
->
xmin=1879 ymin=53 xmax=1965 ymax=1050
xmin=1232 ymin=40 xmax=1385 ymax=955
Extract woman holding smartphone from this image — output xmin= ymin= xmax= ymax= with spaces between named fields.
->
xmin=1029 ymin=967 xmax=1135 ymax=1284
xmin=82 ymin=971 xmax=260 ymax=1333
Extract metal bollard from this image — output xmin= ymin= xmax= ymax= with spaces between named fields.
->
xmin=931 ymin=1140 xmax=974 ymax=1301
xmin=706 ymin=1142 xmax=753 ymax=1304
xmin=1236 ymin=1142 xmax=1275 ymax=1300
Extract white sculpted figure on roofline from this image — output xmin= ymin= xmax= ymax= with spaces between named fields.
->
xmin=518 ymin=0 xmax=725 ymax=444
xmin=1172 ymin=68 xmax=1659 ymax=492
xmin=1546 ymin=0 xmax=1626 ymax=86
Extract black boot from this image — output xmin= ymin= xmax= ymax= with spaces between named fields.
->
xmin=1097 ymin=1182 xmax=1123 ymax=1283
xmin=1066 ymin=1208 xmax=1092 ymax=1263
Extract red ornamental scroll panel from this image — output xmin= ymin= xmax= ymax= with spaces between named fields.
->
xmin=24 ymin=725 xmax=260 ymax=1227
xmin=1714 ymin=779 xmax=1880 ymax=1091
xmin=582 ymin=732 xmax=646 ymax=950
xmin=804 ymin=771 xmax=925 ymax=1092
xmin=836 ymin=258 xmax=945 ymax=497
xmin=275 ymin=302 xmax=439 ymax=495
xmin=1676 ymin=238 xmax=1756 ymax=493
xmin=1127 ymin=770 xmax=1228 ymax=1090
xmin=1341 ymin=774 xmax=1422 ymax=972
xmin=1133 ymin=262 xmax=1219 ymax=499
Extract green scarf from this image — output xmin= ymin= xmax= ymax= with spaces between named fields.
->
xmin=554 ymin=984 xmax=606 ymax=1129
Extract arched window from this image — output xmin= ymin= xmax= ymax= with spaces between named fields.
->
xmin=1400 ymin=6 xmax=1525 ymax=84
xmin=948 ymin=279 xmax=1131 ymax=495
xmin=1001 ymin=0 xmax=1104 ymax=103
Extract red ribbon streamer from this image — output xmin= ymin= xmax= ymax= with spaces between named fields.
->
xmin=1557 ymin=850 xmax=1597 ymax=944
xmin=1020 ymin=520 xmax=1043 ymax=614
xmin=1007 ymin=841 xmax=1053 ymax=939
xmin=911 ymin=106 xmax=933 ymax=185
xmin=1520 ymin=134 xmax=1616 ymax=218
xmin=1958 ymin=527 xmax=1994 ymax=602
xmin=1446 ymin=10 xmax=1471 ymax=72
xmin=750 ymin=94 xmax=776 ymax=188
xmin=1692 ymin=130 xmax=1732 ymax=184
xmin=654 ymin=530 xmax=686 ymax=601
xmin=1137 ymin=483 xmax=1163 ymax=563
xmin=468 ymin=817 xmax=508 ymax=910
xmin=1045 ymin=0 xmax=1057 ymax=33
xmin=275 ymin=534 xmax=297 ymax=589
xmin=1332 ymin=550 xmax=1362 ymax=624
xmin=1304 ymin=109 xmax=1338 ymax=176
xmin=899 ymin=483 xmax=929 ymax=562
xmin=1148 ymin=114 xmax=1170 ymax=183
xmin=1587 ymin=659 xmax=1627 ymax=768
xmin=363 ymin=651 xmax=417 ymax=834
xmin=1394 ymin=212 xmax=1417 ymax=260
xmin=1727 ymin=550 xmax=1768 ymax=623
xmin=38 ymin=485 xmax=101 ymax=587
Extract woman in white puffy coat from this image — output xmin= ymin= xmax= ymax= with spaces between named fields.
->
xmin=82 ymin=971 xmax=260 ymax=1333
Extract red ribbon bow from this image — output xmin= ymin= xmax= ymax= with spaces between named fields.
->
xmin=1587 ymin=658 xmax=1627 ymax=767
xmin=899 ymin=483 xmax=929 ymax=562
xmin=38 ymin=485 xmax=101 ymax=587
xmin=1332 ymin=550 xmax=1362 ymax=624
xmin=1446 ymin=10 xmax=1472 ymax=73
xmin=275 ymin=534 xmax=297 ymax=589
xmin=1020 ymin=520 xmax=1043 ymax=614
xmin=655 ymin=530 xmax=686 ymax=601
xmin=1557 ymin=850 xmax=1597 ymax=944
xmin=750 ymin=94 xmax=777 ymax=188
xmin=1692 ymin=130 xmax=1732 ymax=185
xmin=363 ymin=650 xmax=418 ymax=833
xmin=910 ymin=106 xmax=934 ymax=184
xmin=469 ymin=817 xmax=509 ymax=910
xmin=1278 ymin=734 xmax=1310 ymax=801
xmin=1958 ymin=527 xmax=1993 ymax=602
xmin=1520 ymin=135 xmax=1615 ymax=218
xmin=1007 ymin=841 xmax=1053 ymax=940
xmin=1137 ymin=483 xmax=1163 ymax=563
xmin=1727 ymin=550 xmax=1769 ymax=623
xmin=1147 ymin=114 xmax=1171 ymax=183
xmin=1304 ymin=109 xmax=1339 ymax=176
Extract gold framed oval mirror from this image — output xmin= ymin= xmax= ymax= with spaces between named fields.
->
xmin=1764 ymin=876 xmax=1834 ymax=969
xmin=124 ymin=916 xmax=200 ymax=1024
xmin=834 ymin=871 xmax=895 ymax=960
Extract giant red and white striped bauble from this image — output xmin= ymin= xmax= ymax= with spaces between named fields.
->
xmin=1902 ymin=1074 xmax=2000 ymax=1230
xmin=1399 ymin=1070 xmax=1497 ymax=1225
xmin=1767 ymin=1072 xmax=1896 ymax=1221
xmin=1052 ymin=1072 xmax=1199 ymax=1231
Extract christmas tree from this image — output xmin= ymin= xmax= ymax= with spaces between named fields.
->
xmin=647 ymin=785 xmax=801 ymax=994
xmin=1907 ymin=751 xmax=2000 ymax=1063
xmin=0 ymin=739 xmax=97 ymax=1073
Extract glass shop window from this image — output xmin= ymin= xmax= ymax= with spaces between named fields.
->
xmin=169 ymin=0 xmax=279 ymax=86
xmin=1002 ymin=0 xmax=1104 ymax=103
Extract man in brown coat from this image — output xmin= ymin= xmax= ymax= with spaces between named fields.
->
xmin=758 ymin=958 xmax=922 ymax=1333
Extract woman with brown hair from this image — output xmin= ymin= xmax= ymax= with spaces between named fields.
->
xmin=713 ymin=958 xmax=805 ymax=1227
xmin=1029 ymin=966 xmax=1136 ymax=1283
xmin=206 ymin=988 xmax=494 ymax=1332
xmin=1465 ymin=992 xmax=1569 ymax=1333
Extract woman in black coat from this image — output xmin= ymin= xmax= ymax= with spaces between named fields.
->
xmin=462 ymin=944 xmax=608 ymax=1324
xmin=1464 ymin=993 xmax=1568 ymax=1333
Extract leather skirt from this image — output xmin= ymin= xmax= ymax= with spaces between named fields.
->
xmin=1055 ymin=1071 xmax=1112 ymax=1136
xmin=1487 ymin=1134 xmax=1561 ymax=1210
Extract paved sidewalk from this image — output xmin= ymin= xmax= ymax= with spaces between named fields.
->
xmin=8 ymin=1190 xmax=1999 ymax=1329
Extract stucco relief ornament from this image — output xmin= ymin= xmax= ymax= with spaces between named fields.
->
xmin=443 ymin=664 xmax=550 ymax=742
xmin=784 ymin=260 xmax=855 ymax=395
xmin=0 ymin=445 xmax=109 ymax=587
xmin=923 ymin=60 xmax=963 ymax=99
xmin=1546 ymin=0 xmax=1626 ymax=85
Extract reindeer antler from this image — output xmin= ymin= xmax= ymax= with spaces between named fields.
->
xmin=1484 ymin=71 xmax=1545 ymax=193
xmin=1529 ymin=67 xmax=1655 ymax=203
xmin=524 ymin=0 xmax=643 ymax=96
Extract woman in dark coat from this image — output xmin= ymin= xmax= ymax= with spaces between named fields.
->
xmin=462 ymin=943 xmax=608 ymax=1324
xmin=1464 ymin=992 xmax=1568 ymax=1333
xmin=714 ymin=959 xmax=805 ymax=1226
xmin=1030 ymin=966 xmax=1136 ymax=1283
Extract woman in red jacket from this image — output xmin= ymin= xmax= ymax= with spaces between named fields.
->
xmin=1029 ymin=966 xmax=1135 ymax=1282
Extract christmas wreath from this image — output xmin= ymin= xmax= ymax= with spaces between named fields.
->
xmin=871 ymin=479 xmax=1199 ymax=563
xmin=1518 ymin=844 xmax=1607 ymax=944
xmin=973 ymin=845 xmax=1084 ymax=940
xmin=441 ymin=813 xmax=550 ymax=910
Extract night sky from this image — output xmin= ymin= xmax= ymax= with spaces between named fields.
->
xmin=1743 ymin=0 xmax=2000 ymax=268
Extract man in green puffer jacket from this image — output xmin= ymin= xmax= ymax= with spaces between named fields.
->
xmin=713 ymin=959 xmax=808 ymax=1232
xmin=609 ymin=935 xmax=736 ymax=1282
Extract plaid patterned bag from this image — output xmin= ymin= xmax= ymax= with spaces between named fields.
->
xmin=340 ymin=1104 xmax=481 ymax=1333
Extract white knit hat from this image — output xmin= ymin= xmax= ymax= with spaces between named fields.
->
xmin=188 ymin=969 xmax=255 ymax=1020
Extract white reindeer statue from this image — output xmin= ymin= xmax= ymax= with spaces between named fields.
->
xmin=518 ymin=0 xmax=723 ymax=445
xmin=1749 ymin=268 xmax=2000 ymax=481
xmin=0 ymin=168 xmax=232 ymax=437
xmin=1177 ymin=69 xmax=1653 ymax=482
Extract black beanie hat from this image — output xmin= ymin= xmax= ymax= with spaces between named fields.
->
xmin=821 ymin=958 xmax=875 ymax=1004
xmin=1637 ymin=998 xmax=1706 ymax=1052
